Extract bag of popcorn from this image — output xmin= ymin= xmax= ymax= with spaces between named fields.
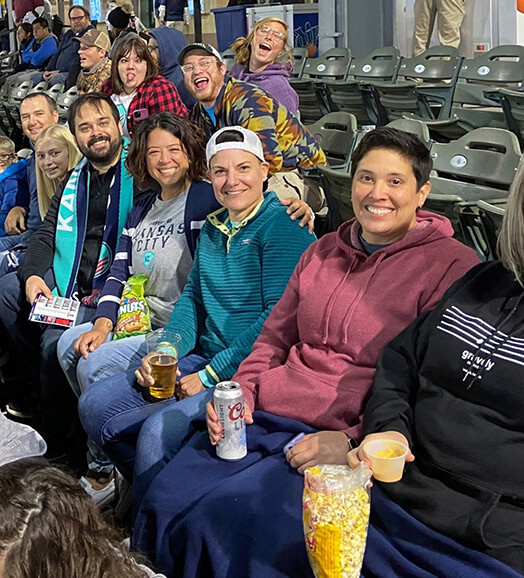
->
xmin=303 ymin=464 xmax=371 ymax=578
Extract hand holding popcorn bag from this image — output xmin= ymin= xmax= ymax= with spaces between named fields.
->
xmin=303 ymin=464 xmax=371 ymax=578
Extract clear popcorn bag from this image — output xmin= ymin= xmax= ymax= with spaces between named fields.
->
xmin=303 ymin=464 xmax=371 ymax=578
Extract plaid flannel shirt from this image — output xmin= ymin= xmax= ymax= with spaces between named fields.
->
xmin=102 ymin=75 xmax=187 ymax=135
xmin=189 ymin=77 xmax=326 ymax=176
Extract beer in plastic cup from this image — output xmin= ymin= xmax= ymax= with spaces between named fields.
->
xmin=363 ymin=439 xmax=408 ymax=483
xmin=148 ymin=353 xmax=178 ymax=399
xmin=146 ymin=329 xmax=181 ymax=400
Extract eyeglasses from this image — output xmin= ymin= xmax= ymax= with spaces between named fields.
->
xmin=70 ymin=15 xmax=87 ymax=22
xmin=181 ymin=58 xmax=216 ymax=76
xmin=0 ymin=154 xmax=13 ymax=161
xmin=255 ymin=26 xmax=285 ymax=41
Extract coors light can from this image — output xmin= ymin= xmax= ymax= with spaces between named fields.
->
xmin=214 ymin=381 xmax=247 ymax=461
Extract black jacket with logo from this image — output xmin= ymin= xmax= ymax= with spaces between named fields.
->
xmin=363 ymin=261 xmax=524 ymax=574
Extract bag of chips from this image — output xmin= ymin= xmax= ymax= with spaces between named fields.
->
xmin=303 ymin=464 xmax=371 ymax=578
xmin=113 ymin=274 xmax=151 ymax=340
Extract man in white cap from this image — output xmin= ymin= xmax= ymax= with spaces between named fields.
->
xmin=73 ymin=28 xmax=112 ymax=93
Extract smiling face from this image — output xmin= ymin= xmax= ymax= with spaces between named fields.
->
xmin=117 ymin=47 xmax=147 ymax=94
xmin=35 ymin=136 xmax=70 ymax=182
xmin=182 ymin=50 xmax=226 ymax=107
xmin=351 ymin=147 xmax=431 ymax=245
xmin=20 ymin=95 xmax=59 ymax=143
xmin=146 ymin=128 xmax=190 ymax=198
xmin=208 ymin=149 xmax=268 ymax=222
xmin=250 ymin=21 xmax=286 ymax=71
xmin=73 ymin=101 xmax=122 ymax=168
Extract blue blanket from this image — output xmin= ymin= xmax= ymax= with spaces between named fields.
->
xmin=133 ymin=411 xmax=522 ymax=578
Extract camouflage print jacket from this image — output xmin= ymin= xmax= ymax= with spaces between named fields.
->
xmin=77 ymin=58 xmax=112 ymax=94
xmin=189 ymin=77 xmax=326 ymax=176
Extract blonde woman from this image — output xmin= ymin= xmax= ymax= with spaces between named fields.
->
xmin=230 ymin=17 xmax=299 ymax=114
xmin=35 ymin=124 xmax=82 ymax=220
xmin=0 ymin=125 xmax=82 ymax=276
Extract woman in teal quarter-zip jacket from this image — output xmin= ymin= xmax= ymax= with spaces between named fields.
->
xmin=78 ymin=126 xmax=315 ymax=506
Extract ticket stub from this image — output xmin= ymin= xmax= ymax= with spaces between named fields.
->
xmin=29 ymin=294 xmax=80 ymax=328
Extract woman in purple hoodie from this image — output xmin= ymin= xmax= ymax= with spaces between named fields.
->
xmin=229 ymin=17 xmax=299 ymax=114
xmin=132 ymin=128 xmax=480 ymax=577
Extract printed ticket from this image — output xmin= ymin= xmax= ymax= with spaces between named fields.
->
xmin=29 ymin=295 xmax=80 ymax=328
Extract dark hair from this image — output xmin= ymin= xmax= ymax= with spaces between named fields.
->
xmin=21 ymin=92 xmax=57 ymax=113
xmin=126 ymin=112 xmax=207 ymax=189
xmin=215 ymin=129 xmax=245 ymax=145
xmin=69 ymin=4 xmax=90 ymax=18
xmin=18 ymin=22 xmax=33 ymax=36
xmin=0 ymin=459 xmax=146 ymax=578
xmin=110 ymin=35 xmax=158 ymax=95
xmin=32 ymin=17 xmax=49 ymax=29
xmin=67 ymin=92 xmax=120 ymax=136
xmin=350 ymin=127 xmax=432 ymax=189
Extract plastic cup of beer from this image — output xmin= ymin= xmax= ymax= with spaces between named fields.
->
xmin=363 ymin=439 xmax=408 ymax=483
xmin=146 ymin=329 xmax=181 ymax=400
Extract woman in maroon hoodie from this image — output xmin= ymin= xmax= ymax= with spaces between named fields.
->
xmin=133 ymin=128 xmax=480 ymax=577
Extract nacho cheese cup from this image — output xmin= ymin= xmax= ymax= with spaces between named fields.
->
xmin=363 ymin=439 xmax=408 ymax=483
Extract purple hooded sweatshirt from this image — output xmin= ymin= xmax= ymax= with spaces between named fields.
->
xmin=229 ymin=62 xmax=299 ymax=114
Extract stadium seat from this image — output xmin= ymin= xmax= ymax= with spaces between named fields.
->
xmin=305 ymin=112 xmax=357 ymax=168
xmin=425 ymin=127 xmax=520 ymax=241
xmin=290 ymin=48 xmax=352 ymax=124
xmin=317 ymin=164 xmax=353 ymax=231
xmin=46 ymin=83 xmax=65 ymax=101
xmin=372 ymin=46 xmax=462 ymax=125
xmin=221 ymin=48 xmax=236 ymax=72
xmin=324 ymin=46 xmax=401 ymax=126
xmin=56 ymin=85 xmax=79 ymax=123
xmin=289 ymin=47 xmax=308 ymax=79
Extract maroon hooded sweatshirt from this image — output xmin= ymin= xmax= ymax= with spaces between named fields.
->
xmin=235 ymin=210 xmax=479 ymax=440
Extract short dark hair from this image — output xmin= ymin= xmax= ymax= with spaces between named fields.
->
xmin=32 ymin=17 xmax=49 ymax=29
xmin=110 ymin=35 xmax=158 ymax=95
xmin=126 ymin=112 xmax=207 ymax=189
xmin=215 ymin=129 xmax=244 ymax=145
xmin=67 ymin=92 xmax=120 ymax=136
xmin=69 ymin=4 xmax=90 ymax=18
xmin=350 ymin=127 xmax=432 ymax=189
xmin=21 ymin=92 xmax=57 ymax=113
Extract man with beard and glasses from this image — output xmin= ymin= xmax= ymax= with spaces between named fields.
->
xmin=0 ymin=93 xmax=138 ymax=461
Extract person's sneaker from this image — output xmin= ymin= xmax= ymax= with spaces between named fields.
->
xmin=80 ymin=471 xmax=116 ymax=508
xmin=5 ymin=400 xmax=34 ymax=420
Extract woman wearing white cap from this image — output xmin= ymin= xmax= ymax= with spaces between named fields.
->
xmin=78 ymin=126 xmax=315 ymax=504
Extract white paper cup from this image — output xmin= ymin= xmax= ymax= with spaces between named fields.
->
xmin=363 ymin=439 xmax=408 ymax=483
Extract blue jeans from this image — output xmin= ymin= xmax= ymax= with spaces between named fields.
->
xmin=78 ymin=353 xmax=212 ymax=503
xmin=57 ymin=322 xmax=148 ymax=396
xmin=57 ymin=322 xmax=150 ymax=474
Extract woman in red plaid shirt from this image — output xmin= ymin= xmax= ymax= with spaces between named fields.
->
xmin=101 ymin=35 xmax=187 ymax=138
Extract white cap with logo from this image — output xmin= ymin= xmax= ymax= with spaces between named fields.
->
xmin=206 ymin=126 xmax=266 ymax=166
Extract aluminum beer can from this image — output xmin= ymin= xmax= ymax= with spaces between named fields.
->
xmin=214 ymin=381 xmax=247 ymax=461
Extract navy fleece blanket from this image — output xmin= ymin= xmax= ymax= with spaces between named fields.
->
xmin=133 ymin=411 xmax=521 ymax=578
